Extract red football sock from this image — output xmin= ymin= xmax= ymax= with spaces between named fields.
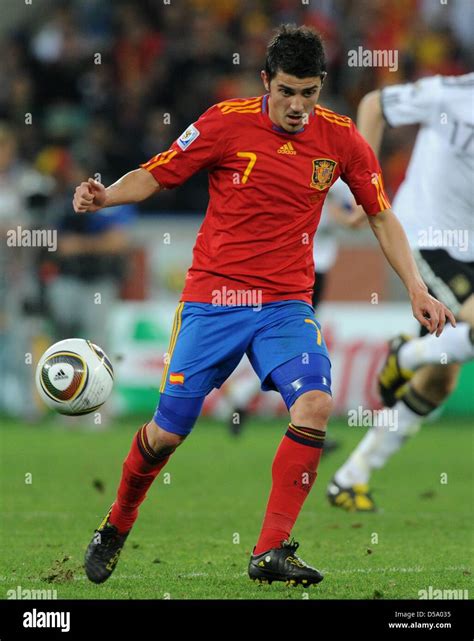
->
xmin=109 ymin=424 xmax=172 ymax=534
xmin=254 ymin=423 xmax=325 ymax=555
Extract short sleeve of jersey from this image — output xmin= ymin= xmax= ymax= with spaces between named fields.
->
xmin=140 ymin=104 xmax=225 ymax=189
xmin=340 ymin=122 xmax=391 ymax=215
xmin=381 ymin=76 xmax=442 ymax=127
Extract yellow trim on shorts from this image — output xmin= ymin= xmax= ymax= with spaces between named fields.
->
xmin=159 ymin=302 xmax=184 ymax=393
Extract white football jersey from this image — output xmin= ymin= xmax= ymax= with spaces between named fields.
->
xmin=382 ymin=74 xmax=474 ymax=261
xmin=313 ymin=178 xmax=354 ymax=272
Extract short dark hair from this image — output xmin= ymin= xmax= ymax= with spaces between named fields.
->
xmin=265 ymin=24 xmax=327 ymax=82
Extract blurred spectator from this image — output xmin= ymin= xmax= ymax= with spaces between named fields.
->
xmin=0 ymin=123 xmax=52 ymax=228
xmin=0 ymin=123 xmax=53 ymax=417
xmin=45 ymin=204 xmax=133 ymax=350
xmin=43 ymin=158 xmax=135 ymax=351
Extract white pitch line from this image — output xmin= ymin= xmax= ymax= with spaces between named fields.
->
xmin=1 ymin=565 xmax=469 ymax=583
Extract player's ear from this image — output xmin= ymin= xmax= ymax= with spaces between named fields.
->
xmin=261 ymin=70 xmax=270 ymax=92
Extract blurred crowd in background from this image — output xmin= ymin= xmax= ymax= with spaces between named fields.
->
xmin=1 ymin=0 xmax=473 ymax=417
xmin=1 ymin=0 xmax=473 ymax=215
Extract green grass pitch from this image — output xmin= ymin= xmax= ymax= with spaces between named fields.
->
xmin=0 ymin=415 xmax=472 ymax=600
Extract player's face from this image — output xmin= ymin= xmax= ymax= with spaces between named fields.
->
xmin=262 ymin=70 xmax=324 ymax=132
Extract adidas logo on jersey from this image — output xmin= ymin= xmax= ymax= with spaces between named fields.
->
xmin=277 ymin=142 xmax=297 ymax=155
xmin=54 ymin=369 xmax=68 ymax=381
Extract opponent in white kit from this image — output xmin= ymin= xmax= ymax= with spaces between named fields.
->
xmin=329 ymin=73 xmax=474 ymax=511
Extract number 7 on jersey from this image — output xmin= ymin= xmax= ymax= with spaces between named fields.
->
xmin=237 ymin=152 xmax=257 ymax=184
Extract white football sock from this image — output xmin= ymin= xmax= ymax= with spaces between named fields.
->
xmin=398 ymin=323 xmax=474 ymax=371
xmin=334 ymin=402 xmax=422 ymax=487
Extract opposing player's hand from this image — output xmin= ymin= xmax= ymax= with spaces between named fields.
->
xmin=73 ymin=178 xmax=106 ymax=213
xmin=410 ymin=289 xmax=456 ymax=337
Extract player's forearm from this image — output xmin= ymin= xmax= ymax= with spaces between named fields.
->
xmin=103 ymin=169 xmax=160 ymax=207
xmin=357 ymin=90 xmax=385 ymax=157
xmin=369 ymin=209 xmax=427 ymax=297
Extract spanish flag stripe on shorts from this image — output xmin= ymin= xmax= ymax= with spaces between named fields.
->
xmin=159 ymin=302 xmax=184 ymax=393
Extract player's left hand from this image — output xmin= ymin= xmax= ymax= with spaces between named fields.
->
xmin=410 ymin=289 xmax=456 ymax=337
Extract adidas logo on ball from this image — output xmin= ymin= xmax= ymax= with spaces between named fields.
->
xmin=54 ymin=369 xmax=69 ymax=381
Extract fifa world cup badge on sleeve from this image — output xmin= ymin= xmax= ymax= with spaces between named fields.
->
xmin=310 ymin=158 xmax=337 ymax=191
xmin=177 ymin=124 xmax=200 ymax=151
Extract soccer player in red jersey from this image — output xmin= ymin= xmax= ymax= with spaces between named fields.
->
xmin=74 ymin=25 xmax=454 ymax=587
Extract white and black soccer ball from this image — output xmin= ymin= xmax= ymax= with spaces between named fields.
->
xmin=35 ymin=338 xmax=114 ymax=415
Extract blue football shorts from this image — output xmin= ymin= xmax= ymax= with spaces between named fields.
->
xmin=159 ymin=300 xmax=331 ymax=399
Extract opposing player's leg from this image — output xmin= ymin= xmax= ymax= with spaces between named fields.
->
xmin=330 ymin=253 xmax=474 ymax=511
xmin=331 ymin=292 xmax=467 ymax=510
xmin=377 ymin=334 xmax=415 ymax=408
xmin=397 ymin=294 xmax=474 ymax=371
xmin=328 ymin=363 xmax=460 ymax=511
xmin=379 ymin=251 xmax=474 ymax=404
xmin=247 ymin=302 xmax=331 ymax=585
xmin=379 ymin=309 xmax=473 ymax=407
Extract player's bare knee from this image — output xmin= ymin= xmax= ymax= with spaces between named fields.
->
xmin=290 ymin=390 xmax=332 ymax=429
xmin=430 ymin=366 xmax=460 ymax=398
xmin=413 ymin=364 xmax=460 ymax=402
xmin=145 ymin=420 xmax=186 ymax=454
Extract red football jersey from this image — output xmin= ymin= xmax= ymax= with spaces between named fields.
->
xmin=140 ymin=95 xmax=391 ymax=304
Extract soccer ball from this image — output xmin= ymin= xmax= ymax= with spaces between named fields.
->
xmin=35 ymin=338 xmax=114 ymax=415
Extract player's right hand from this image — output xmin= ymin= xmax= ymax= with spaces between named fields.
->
xmin=73 ymin=178 xmax=106 ymax=213
xmin=410 ymin=289 xmax=456 ymax=337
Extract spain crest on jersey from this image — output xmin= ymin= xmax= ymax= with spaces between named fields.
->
xmin=310 ymin=158 xmax=337 ymax=191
